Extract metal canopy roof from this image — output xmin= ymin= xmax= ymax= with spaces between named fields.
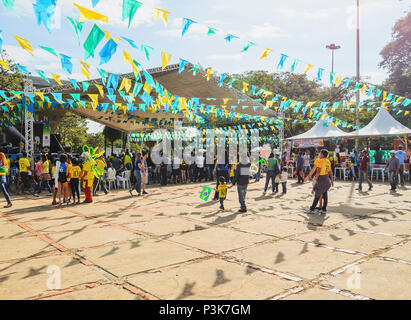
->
xmin=29 ymin=63 xmax=278 ymax=133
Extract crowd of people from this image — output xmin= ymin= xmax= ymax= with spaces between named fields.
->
xmin=0 ymin=145 xmax=409 ymax=214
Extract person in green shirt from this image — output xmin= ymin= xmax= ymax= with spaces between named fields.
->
xmin=263 ymin=153 xmax=280 ymax=195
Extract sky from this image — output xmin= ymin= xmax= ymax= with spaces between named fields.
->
xmin=0 ymin=0 xmax=409 ymax=133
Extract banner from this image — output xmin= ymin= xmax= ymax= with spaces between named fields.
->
xmin=42 ymin=124 xmax=51 ymax=147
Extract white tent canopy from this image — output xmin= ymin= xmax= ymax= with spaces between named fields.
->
xmin=351 ymin=107 xmax=411 ymax=137
xmin=286 ymin=116 xmax=353 ymax=140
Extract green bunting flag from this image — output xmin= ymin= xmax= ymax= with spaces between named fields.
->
xmin=241 ymin=41 xmax=256 ymax=53
xmin=122 ymin=0 xmax=143 ymax=28
xmin=207 ymin=27 xmax=217 ymax=36
xmin=290 ymin=59 xmax=301 ymax=73
xmin=200 ymin=186 xmax=212 ymax=201
xmin=39 ymin=46 xmax=59 ymax=57
xmin=83 ymin=23 xmax=105 ymax=59
xmin=141 ymin=44 xmax=154 ymax=61
xmin=1 ymin=0 xmax=16 ymax=13
xmin=67 ymin=16 xmax=84 ymax=45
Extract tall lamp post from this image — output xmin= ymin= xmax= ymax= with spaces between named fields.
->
xmin=326 ymin=43 xmax=341 ymax=74
xmin=355 ymin=0 xmax=360 ymax=151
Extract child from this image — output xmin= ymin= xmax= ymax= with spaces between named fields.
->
xmin=274 ymin=173 xmax=281 ymax=193
xmin=69 ymin=158 xmax=82 ymax=204
xmin=281 ymin=167 xmax=288 ymax=194
xmin=216 ymin=176 xmax=232 ymax=211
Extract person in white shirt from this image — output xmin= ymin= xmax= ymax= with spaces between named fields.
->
xmin=172 ymin=157 xmax=181 ymax=183
xmin=303 ymin=151 xmax=311 ymax=175
xmin=281 ymin=167 xmax=288 ymax=194
xmin=195 ymin=154 xmax=205 ymax=182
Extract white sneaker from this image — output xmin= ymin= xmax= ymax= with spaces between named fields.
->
xmin=34 ymin=193 xmax=39 ymax=197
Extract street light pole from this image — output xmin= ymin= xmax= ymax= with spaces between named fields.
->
xmin=326 ymin=43 xmax=341 ymax=74
xmin=355 ymin=0 xmax=360 ymax=151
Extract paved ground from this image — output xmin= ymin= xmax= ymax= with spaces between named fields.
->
xmin=0 ymin=178 xmax=410 ymax=300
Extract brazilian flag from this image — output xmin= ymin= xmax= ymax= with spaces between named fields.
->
xmin=200 ymin=186 xmax=212 ymax=201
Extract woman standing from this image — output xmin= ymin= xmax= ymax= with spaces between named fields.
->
xmin=0 ymin=152 xmax=12 ymax=208
xmin=57 ymin=154 xmax=69 ymax=205
xmin=130 ymin=153 xmax=143 ymax=196
xmin=305 ymin=149 xmax=333 ymax=214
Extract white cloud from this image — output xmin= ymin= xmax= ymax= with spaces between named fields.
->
xmin=207 ymin=54 xmax=242 ymax=61
xmin=246 ymin=22 xmax=288 ymax=39
xmin=275 ymin=7 xmax=340 ymax=20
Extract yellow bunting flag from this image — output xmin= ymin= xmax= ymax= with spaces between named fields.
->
xmin=335 ymin=75 xmax=342 ymax=85
xmin=266 ymin=101 xmax=274 ymax=108
xmin=161 ymin=52 xmax=172 ymax=69
xmin=223 ymin=98 xmax=231 ymax=105
xmin=103 ymin=30 xmax=121 ymax=43
xmin=360 ymin=84 xmax=367 ymax=94
xmin=205 ymin=69 xmax=215 ymax=80
xmin=35 ymin=92 xmax=44 ymax=101
xmin=14 ymin=36 xmax=34 ymax=55
xmin=51 ymin=74 xmax=62 ymax=85
xmin=154 ymin=8 xmax=171 ymax=26
xmin=0 ymin=60 xmax=10 ymax=70
xmin=88 ymin=94 xmax=99 ymax=110
xmin=143 ymin=81 xmax=152 ymax=95
xmin=123 ymin=50 xmax=133 ymax=65
xmin=242 ymin=82 xmax=249 ymax=93
xmin=80 ymin=61 xmax=91 ymax=79
xmin=74 ymin=3 xmax=109 ymax=23
xmin=260 ymin=48 xmax=272 ymax=60
xmin=304 ymin=64 xmax=314 ymax=74
xmin=95 ymin=84 xmax=104 ymax=97
xmin=119 ymin=78 xmax=132 ymax=93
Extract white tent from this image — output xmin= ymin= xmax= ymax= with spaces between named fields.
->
xmin=286 ymin=116 xmax=353 ymax=140
xmin=351 ymin=107 xmax=411 ymax=137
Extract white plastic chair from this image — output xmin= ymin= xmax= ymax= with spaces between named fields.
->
xmin=117 ymin=171 xmax=130 ymax=189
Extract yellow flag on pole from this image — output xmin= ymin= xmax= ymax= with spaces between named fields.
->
xmin=74 ymin=3 xmax=109 ymax=23
xmin=161 ymin=51 xmax=172 ymax=69
xmin=51 ymin=74 xmax=62 ymax=85
xmin=14 ymin=36 xmax=34 ymax=55
xmin=80 ymin=61 xmax=91 ymax=79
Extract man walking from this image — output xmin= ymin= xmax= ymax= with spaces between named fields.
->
xmin=296 ymin=152 xmax=304 ymax=184
xmin=385 ymin=151 xmax=400 ymax=192
xmin=232 ymin=157 xmax=251 ymax=213
xmin=395 ymin=146 xmax=407 ymax=187
xmin=357 ymin=150 xmax=373 ymax=192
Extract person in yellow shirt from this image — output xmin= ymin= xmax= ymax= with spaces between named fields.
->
xmin=93 ymin=156 xmax=108 ymax=196
xmin=215 ymin=176 xmax=232 ymax=211
xmin=19 ymin=152 xmax=31 ymax=194
xmin=80 ymin=156 xmax=95 ymax=203
xmin=304 ymin=149 xmax=333 ymax=214
xmin=69 ymin=158 xmax=82 ymax=204
xmin=0 ymin=152 xmax=12 ymax=208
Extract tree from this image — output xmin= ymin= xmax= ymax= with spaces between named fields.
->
xmin=0 ymin=51 xmax=24 ymax=92
xmin=54 ymin=112 xmax=88 ymax=152
xmin=379 ymin=11 xmax=411 ymax=127
xmin=231 ymin=71 xmax=353 ymax=138
xmin=85 ymin=132 xmax=104 ymax=151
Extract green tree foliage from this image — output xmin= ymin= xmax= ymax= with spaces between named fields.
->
xmin=379 ymin=11 xmax=411 ymax=127
xmin=86 ymin=132 xmax=104 ymax=151
xmin=0 ymin=51 xmax=24 ymax=91
xmin=231 ymin=71 xmax=353 ymax=138
xmin=55 ymin=112 xmax=88 ymax=152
